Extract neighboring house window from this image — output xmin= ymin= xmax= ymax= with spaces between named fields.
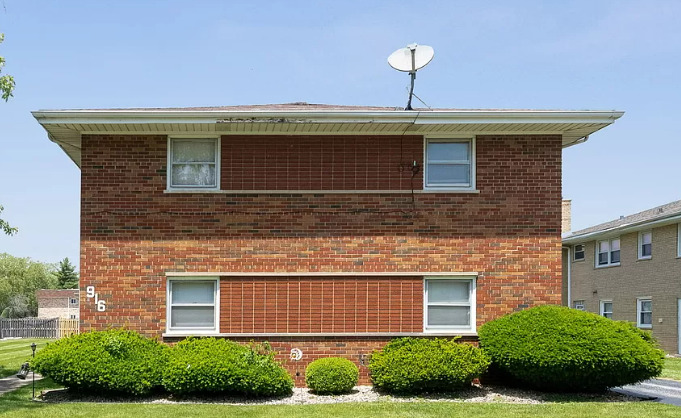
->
xmin=167 ymin=278 xmax=219 ymax=333
xmin=638 ymin=231 xmax=652 ymax=260
xmin=637 ymin=298 xmax=652 ymax=329
xmin=573 ymin=300 xmax=585 ymax=311
xmin=596 ymin=238 xmax=620 ymax=267
xmin=678 ymin=223 xmax=681 ymax=258
xmin=600 ymin=300 xmax=613 ymax=319
xmin=70 ymin=298 xmax=77 ymax=305
xmin=573 ymin=244 xmax=585 ymax=261
xmin=70 ymin=314 xmax=77 ymax=319
xmin=424 ymin=277 xmax=476 ymax=333
xmin=168 ymin=137 xmax=220 ymax=190
xmin=424 ymin=138 xmax=475 ymax=190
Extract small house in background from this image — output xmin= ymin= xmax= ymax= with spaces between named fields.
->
xmin=37 ymin=289 xmax=79 ymax=320
xmin=563 ymin=200 xmax=681 ymax=353
xmin=33 ymin=103 xmax=622 ymax=386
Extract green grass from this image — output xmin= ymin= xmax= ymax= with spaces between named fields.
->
xmin=660 ymin=357 xmax=681 ymax=381
xmin=0 ymin=338 xmax=55 ymax=378
xmin=0 ymin=381 xmax=679 ymax=418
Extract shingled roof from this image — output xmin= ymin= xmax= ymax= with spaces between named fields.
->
xmin=563 ymin=199 xmax=681 ymax=243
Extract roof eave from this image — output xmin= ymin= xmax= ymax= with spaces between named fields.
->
xmin=563 ymin=213 xmax=681 ymax=244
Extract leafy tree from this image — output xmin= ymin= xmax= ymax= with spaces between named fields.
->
xmin=0 ymin=32 xmax=15 ymax=101
xmin=55 ymin=257 xmax=79 ymax=289
xmin=0 ymin=253 xmax=57 ymax=317
xmin=0 ymin=205 xmax=17 ymax=235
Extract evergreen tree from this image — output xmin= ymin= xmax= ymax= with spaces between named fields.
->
xmin=55 ymin=257 xmax=79 ymax=289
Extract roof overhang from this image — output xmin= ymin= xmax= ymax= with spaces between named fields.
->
xmin=563 ymin=212 xmax=681 ymax=244
xmin=32 ymin=108 xmax=624 ymax=167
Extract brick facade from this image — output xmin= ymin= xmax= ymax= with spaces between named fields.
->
xmin=80 ymin=133 xmax=563 ymax=384
xmin=37 ymin=289 xmax=79 ymax=319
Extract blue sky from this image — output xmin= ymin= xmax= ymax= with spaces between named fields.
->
xmin=0 ymin=0 xmax=680 ymax=268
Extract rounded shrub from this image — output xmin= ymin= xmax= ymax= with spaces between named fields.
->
xmin=368 ymin=337 xmax=490 ymax=394
xmin=305 ymin=357 xmax=358 ymax=394
xmin=32 ymin=329 xmax=168 ymax=395
xmin=478 ymin=305 xmax=665 ymax=392
xmin=162 ymin=337 xmax=293 ymax=397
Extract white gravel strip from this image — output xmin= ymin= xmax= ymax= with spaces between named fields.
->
xmin=40 ymin=384 xmax=642 ymax=405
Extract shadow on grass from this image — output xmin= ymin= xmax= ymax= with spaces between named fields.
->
xmin=0 ymin=379 xmax=58 ymax=415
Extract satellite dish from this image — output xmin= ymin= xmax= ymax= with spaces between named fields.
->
xmin=387 ymin=44 xmax=434 ymax=110
xmin=388 ymin=44 xmax=434 ymax=72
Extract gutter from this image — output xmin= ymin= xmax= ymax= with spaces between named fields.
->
xmin=562 ymin=246 xmax=572 ymax=306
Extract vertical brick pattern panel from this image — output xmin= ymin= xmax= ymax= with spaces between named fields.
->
xmin=220 ymin=276 xmax=423 ymax=333
xmin=80 ymin=134 xmax=562 ymax=340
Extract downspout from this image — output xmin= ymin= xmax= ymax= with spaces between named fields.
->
xmin=562 ymin=246 xmax=571 ymax=306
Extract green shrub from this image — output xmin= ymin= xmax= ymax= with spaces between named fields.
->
xmin=162 ymin=338 xmax=293 ymax=397
xmin=306 ymin=357 xmax=358 ymax=394
xmin=368 ymin=337 xmax=490 ymax=394
xmin=478 ymin=305 xmax=665 ymax=392
xmin=32 ymin=329 xmax=167 ymax=395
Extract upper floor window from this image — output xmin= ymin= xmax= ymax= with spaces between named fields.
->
xmin=424 ymin=276 xmax=476 ymax=333
xmin=424 ymin=138 xmax=475 ymax=190
xmin=168 ymin=137 xmax=220 ymax=190
xmin=678 ymin=223 xmax=681 ymax=258
xmin=573 ymin=244 xmax=585 ymax=261
xmin=596 ymin=238 xmax=620 ymax=267
xmin=638 ymin=231 xmax=652 ymax=260
xmin=70 ymin=298 xmax=78 ymax=305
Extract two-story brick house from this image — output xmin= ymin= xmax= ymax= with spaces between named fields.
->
xmin=563 ymin=200 xmax=681 ymax=354
xmin=33 ymin=103 xmax=622 ymax=385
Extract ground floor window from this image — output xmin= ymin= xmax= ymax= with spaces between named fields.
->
xmin=573 ymin=300 xmax=585 ymax=310
xmin=424 ymin=276 xmax=476 ymax=333
xmin=599 ymin=300 xmax=613 ymax=319
xmin=637 ymin=298 xmax=652 ymax=329
xmin=167 ymin=278 xmax=218 ymax=333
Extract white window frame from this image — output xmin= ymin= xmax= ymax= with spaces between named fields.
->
xmin=637 ymin=297 xmax=653 ymax=329
xmin=638 ymin=231 xmax=652 ymax=260
xmin=423 ymin=137 xmax=476 ymax=191
xmin=167 ymin=136 xmax=221 ymax=191
xmin=596 ymin=238 xmax=620 ymax=268
xmin=423 ymin=276 xmax=476 ymax=333
xmin=573 ymin=244 xmax=585 ymax=261
xmin=70 ymin=298 xmax=77 ymax=305
xmin=599 ymin=300 xmax=613 ymax=319
xmin=166 ymin=277 xmax=220 ymax=335
xmin=677 ymin=223 xmax=681 ymax=258
xmin=573 ymin=300 xmax=585 ymax=311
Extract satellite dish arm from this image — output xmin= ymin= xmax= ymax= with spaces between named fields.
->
xmin=406 ymin=48 xmax=416 ymax=110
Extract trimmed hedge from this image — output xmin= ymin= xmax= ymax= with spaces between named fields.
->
xmin=32 ymin=329 xmax=168 ymax=395
xmin=478 ymin=305 xmax=665 ymax=392
xmin=162 ymin=337 xmax=293 ymax=397
xmin=306 ymin=357 xmax=358 ymax=394
xmin=368 ymin=337 xmax=490 ymax=394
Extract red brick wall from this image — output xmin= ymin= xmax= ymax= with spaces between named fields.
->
xmin=220 ymin=276 xmax=423 ymax=333
xmin=79 ymin=133 xmax=562 ymax=385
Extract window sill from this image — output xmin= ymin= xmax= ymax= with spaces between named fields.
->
xmin=595 ymin=263 xmax=620 ymax=269
xmin=162 ymin=331 xmax=479 ymax=338
xmin=164 ymin=189 xmax=482 ymax=195
xmin=637 ymin=257 xmax=652 ymax=261
xmin=637 ymin=325 xmax=653 ymax=329
xmin=572 ymin=259 xmax=585 ymax=263
xmin=164 ymin=331 xmax=220 ymax=337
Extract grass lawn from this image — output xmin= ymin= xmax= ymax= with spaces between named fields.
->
xmin=0 ymin=338 xmax=55 ymax=378
xmin=660 ymin=357 xmax=681 ymax=381
xmin=0 ymin=381 xmax=679 ymax=418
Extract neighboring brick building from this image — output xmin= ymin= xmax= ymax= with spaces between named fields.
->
xmin=563 ymin=200 xmax=681 ymax=353
xmin=34 ymin=103 xmax=622 ymax=385
xmin=36 ymin=289 xmax=79 ymax=319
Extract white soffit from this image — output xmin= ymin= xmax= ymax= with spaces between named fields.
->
xmin=32 ymin=108 xmax=624 ymax=167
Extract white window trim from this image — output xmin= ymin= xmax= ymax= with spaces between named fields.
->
xmin=166 ymin=276 xmax=220 ymax=335
xmin=677 ymin=223 xmax=681 ymax=258
xmin=599 ymin=300 xmax=613 ymax=319
xmin=573 ymin=244 xmax=585 ymax=262
xmin=637 ymin=297 xmax=653 ymax=329
xmin=423 ymin=137 xmax=476 ymax=191
xmin=638 ymin=231 xmax=652 ymax=260
xmin=596 ymin=238 xmax=621 ymax=268
xmin=423 ymin=275 xmax=476 ymax=334
xmin=167 ymin=136 xmax=221 ymax=191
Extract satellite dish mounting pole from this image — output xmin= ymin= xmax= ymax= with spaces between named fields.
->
xmin=406 ymin=46 xmax=416 ymax=110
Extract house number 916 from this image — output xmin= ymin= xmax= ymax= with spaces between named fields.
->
xmin=85 ymin=286 xmax=107 ymax=312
